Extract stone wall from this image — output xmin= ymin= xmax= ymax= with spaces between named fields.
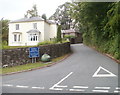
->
xmin=2 ymin=42 xmax=71 ymax=67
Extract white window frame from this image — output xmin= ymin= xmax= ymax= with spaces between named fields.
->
xmin=14 ymin=34 xmax=17 ymax=42
xmin=28 ymin=33 xmax=39 ymax=42
xmin=33 ymin=23 xmax=37 ymax=29
xmin=13 ymin=33 xmax=21 ymax=42
xmin=16 ymin=24 xmax=19 ymax=30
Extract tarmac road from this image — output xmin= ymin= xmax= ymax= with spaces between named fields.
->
xmin=2 ymin=44 xmax=119 ymax=93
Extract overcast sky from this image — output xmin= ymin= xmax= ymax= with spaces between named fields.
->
xmin=0 ymin=0 xmax=71 ymax=20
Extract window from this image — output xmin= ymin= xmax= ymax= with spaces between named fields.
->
xmin=16 ymin=24 xmax=19 ymax=30
xmin=13 ymin=33 xmax=21 ymax=42
xmin=33 ymin=23 xmax=37 ymax=29
xmin=14 ymin=34 xmax=17 ymax=41
xmin=28 ymin=33 xmax=38 ymax=41
xmin=18 ymin=34 xmax=21 ymax=41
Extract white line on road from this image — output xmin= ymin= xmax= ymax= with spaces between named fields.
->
xmin=94 ymin=87 xmax=110 ymax=89
xmin=32 ymin=87 xmax=44 ymax=89
xmin=73 ymin=86 xmax=88 ymax=89
xmin=92 ymin=90 xmax=109 ymax=93
xmin=16 ymin=85 xmax=29 ymax=88
xmin=53 ymin=72 xmax=73 ymax=86
xmin=116 ymin=87 xmax=120 ymax=90
xmin=50 ymin=88 xmax=63 ymax=91
xmin=49 ymin=72 xmax=73 ymax=90
xmin=114 ymin=91 xmax=120 ymax=93
xmin=92 ymin=66 xmax=117 ymax=77
xmin=55 ymin=85 xmax=67 ymax=88
xmin=69 ymin=89 xmax=85 ymax=92
xmin=3 ymin=84 xmax=13 ymax=87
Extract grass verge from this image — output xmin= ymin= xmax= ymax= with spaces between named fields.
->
xmin=1 ymin=54 xmax=69 ymax=75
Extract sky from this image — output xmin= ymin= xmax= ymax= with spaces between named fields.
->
xmin=0 ymin=0 xmax=71 ymax=20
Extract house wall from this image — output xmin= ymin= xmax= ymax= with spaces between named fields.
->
xmin=44 ymin=22 xmax=50 ymax=41
xmin=37 ymin=21 xmax=44 ymax=42
xmin=9 ymin=21 xmax=57 ymax=46
xmin=50 ymin=24 xmax=57 ymax=39
xmin=9 ymin=21 xmax=45 ymax=46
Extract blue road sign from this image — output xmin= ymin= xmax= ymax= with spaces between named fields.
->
xmin=29 ymin=47 xmax=40 ymax=58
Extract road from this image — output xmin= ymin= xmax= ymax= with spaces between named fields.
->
xmin=2 ymin=44 xmax=119 ymax=93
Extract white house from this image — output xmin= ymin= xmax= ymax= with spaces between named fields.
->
xmin=8 ymin=17 xmax=57 ymax=46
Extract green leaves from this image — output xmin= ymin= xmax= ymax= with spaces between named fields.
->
xmin=1 ymin=19 xmax=9 ymax=44
xmin=49 ymin=2 xmax=73 ymax=30
xmin=57 ymin=25 xmax=62 ymax=42
xmin=24 ymin=4 xmax=38 ymax=18
xmin=71 ymin=2 xmax=120 ymax=60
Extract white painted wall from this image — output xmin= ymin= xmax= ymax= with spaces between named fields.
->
xmin=44 ymin=22 xmax=50 ymax=41
xmin=9 ymin=21 xmax=57 ymax=46
xmin=50 ymin=24 xmax=57 ymax=39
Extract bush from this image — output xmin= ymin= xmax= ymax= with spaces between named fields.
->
xmin=64 ymin=35 xmax=76 ymax=39
xmin=57 ymin=25 xmax=62 ymax=42
xmin=37 ymin=41 xmax=56 ymax=46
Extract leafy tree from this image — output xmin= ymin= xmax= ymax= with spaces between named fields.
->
xmin=24 ymin=4 xmax=38 ymax=18
xmin=1 ymin=19 xmax=9 ymax=44
xmin=70 ymin=2 xmax=120 ymax=60
xmin=42 ymin=14 xmax=47 ymax=21
xmin=57 ymin=25 xmax=62 ymax=42
xmin=49 ymin=2 xmax=73 ymax=30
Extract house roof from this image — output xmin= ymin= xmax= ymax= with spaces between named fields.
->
xmin=10 ymin=17 xmax=44 ymax=23
xmin=62 ymin=29 xmax=77 ymax=33
xmin=10 ymin=17 xmax=56 ymax=24
xmin=27 ymin=29 xmax=41 ymax=33
xmin=46 ymin=20 xmax=56 ymax=24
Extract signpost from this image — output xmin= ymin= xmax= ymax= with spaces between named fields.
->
xmin=29 ymin=47 xmax=40 ymax=63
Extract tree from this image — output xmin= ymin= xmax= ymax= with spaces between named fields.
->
xmin=49 ymin=2 xmax=73 ymax=30
xmin=1 ymin=19 xmax=9 ymax=44
xmin=57 ymin=25 xmax=62 ymax=42
xmin=24 ymin=4 xmax=38 ymax=18
xmin=70 ymin=2 xmax=120 ymax=60
xmin=42 ymin=14 xmax=47 ymax=21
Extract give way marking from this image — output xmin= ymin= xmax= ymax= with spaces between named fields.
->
xmin=49 ymin=72 xmax=73 ymax=90
xmin=92 ymin=66 xmax=117 ymax=77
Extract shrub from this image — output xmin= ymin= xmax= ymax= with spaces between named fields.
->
xmin=37 ymin=41 xmax=55 ymax=46
xmin=57 ymin=25 xmax=62 ymax=42
xmin=64 ymin=35 xmax=76 ymax=39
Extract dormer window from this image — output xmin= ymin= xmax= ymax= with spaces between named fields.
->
xmin=16 ymin=24 xmax=19 ymax=30
xmin=33 ymin=23 xmax=37 ymax=29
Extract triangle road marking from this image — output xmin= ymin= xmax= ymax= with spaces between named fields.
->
xmin=92 ymin=66 xmax=117 ymax=77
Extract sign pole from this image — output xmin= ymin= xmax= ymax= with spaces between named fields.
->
xmin=35 ymin=58 xmax=36 ymax=63
xmin=32 ymin=58 xmax=33 ymax=63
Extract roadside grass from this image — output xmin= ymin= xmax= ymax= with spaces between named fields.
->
xmin=2 ymin=41 xmax=69 ymax=50
xmin=2 ymin=45 xmax=37 ymax=49
xmin=1 ymin=54 xmax=68 ymax=74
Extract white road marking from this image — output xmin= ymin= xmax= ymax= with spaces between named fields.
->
xmin=50 ymin=88 xmax=63 ymax=91
xmin=116 ymin=87 xmax=120 ymax=90
xmin=3 ymin=84 xmax=13 ymax=87
xmin=92 ymin=66 xmax=117 ymax=77
xmin=73 ymin=86 xmax=88 ymax=89
xmin=69 ymin=89 xmax=85 ymax=92
xmin=49 ymin=72 xmax=73 ymax=90
xmin=92 ymin=90 xmax=109 ymax=93
xmin=32 ymin=87 xmax=44 ymax=89
xmin=16 ymin=85 xmax=29 ymax=88
xmin=55 ymin=85 xmax=67 ymax=88
xmin=94 ymin=87 xmax=110 ymax=89
xmin=114 ymin=91 xmax=120 ymax=93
